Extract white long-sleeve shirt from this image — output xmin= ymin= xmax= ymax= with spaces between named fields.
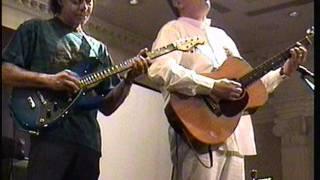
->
xmin=148 ymin=17 xmax=286 ymax=155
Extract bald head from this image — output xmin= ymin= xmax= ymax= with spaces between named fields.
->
xmin=167 ymin=0 xmax=180 ymax=17
xmin=166 ymin=0 xmax=211 ymax=20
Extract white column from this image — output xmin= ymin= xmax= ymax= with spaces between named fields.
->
xmin=272 ymin=97 xmax=313 ymax=180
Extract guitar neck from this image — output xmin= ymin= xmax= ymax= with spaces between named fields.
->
xmin=240 ymin=32 xmax=313 ymax=88
xmin=79 ymin=44 xmax=177 ymax=89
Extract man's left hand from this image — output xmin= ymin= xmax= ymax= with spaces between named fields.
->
xmin=124 ymin=48 xmax=150 ymax=84
xmin=282 ymin=42 xmax=308 ymax=76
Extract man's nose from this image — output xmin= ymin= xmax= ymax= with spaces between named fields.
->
xmin=79 ymin=2 xmax=89 ymax=12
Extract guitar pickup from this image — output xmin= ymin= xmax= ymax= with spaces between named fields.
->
xmin=27 ymin=97 xmax=36 ymax=109
xmin=36 ymin=91 xmax=47 ymax=105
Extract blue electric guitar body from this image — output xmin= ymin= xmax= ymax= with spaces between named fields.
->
xmin=10 ymin=60 xmax=100 ymax=134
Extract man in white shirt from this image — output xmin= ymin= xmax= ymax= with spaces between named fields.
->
xmin=148 ymin=0 xmax=308 ymax=179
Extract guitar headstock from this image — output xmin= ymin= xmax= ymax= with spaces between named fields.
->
xmin=305 ymin=26 xmax=314 ymax=46
xmin=173 ymin=36 xmax=206 ymax=52
xmin=307 ymin=26 xmax=314 ymax=36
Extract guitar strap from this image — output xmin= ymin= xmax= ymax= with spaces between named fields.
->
xmin=73 ymin=31 xmax=112 ymax=110
xmin=80 ymin=31 xmax=121 ymax=79
xmin=79 ymin=31 xmax=99 ymax=57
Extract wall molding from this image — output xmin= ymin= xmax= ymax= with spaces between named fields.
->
xmin=2 ymin=0 xmax=151 ymax=53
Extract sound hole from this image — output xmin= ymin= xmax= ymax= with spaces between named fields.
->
xmin=219 ymin=92 xmax=249 ymax=117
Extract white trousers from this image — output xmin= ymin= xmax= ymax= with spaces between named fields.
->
xmin=169 ymin=127 xmax=245 ymax=180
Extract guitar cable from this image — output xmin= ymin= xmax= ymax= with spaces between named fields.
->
xmin=170 ymin=119 xmax=214 ymax=179
xmin=9 ymin=120 xmax=27 ymax=180
xmin=172 ymin=127 xmax=213 ymax=172
xmin=9 ymin=122 xmax=16 ymax=180
xmin=170 ymin=131 xmax=178 ymax=180
xmin=181 ymin=127 xmax=213 ymax=169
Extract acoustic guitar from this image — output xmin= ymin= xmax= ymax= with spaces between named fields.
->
xmin=165 ymin=27 xmax=314 ymax=146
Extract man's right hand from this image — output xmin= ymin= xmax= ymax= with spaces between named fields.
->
xmin=210 ymin=78 xmax=243 ymax=101
xmin=46 ymin=70 xmax=81 ymax=93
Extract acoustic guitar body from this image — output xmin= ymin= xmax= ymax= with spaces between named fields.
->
xmin=165 ymin=57 xmax=268 ymax=146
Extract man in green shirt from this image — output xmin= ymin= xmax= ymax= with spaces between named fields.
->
xmin=2 ymin=0 xmax=149 ymax=179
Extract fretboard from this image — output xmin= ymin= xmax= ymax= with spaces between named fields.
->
xmin=240 ymin=31 xmax=313 ymax=88
xmin=79 ymin=44 xmax=177 ymax=89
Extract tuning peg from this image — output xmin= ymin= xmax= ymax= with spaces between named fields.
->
xmin=307 ymin=26 xmax=314 ymax=34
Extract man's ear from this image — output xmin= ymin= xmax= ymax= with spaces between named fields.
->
xmin=57 ymin=0 xmax=63 ymax=6
xmin=172 ymin=0 xmax=183 ymax=9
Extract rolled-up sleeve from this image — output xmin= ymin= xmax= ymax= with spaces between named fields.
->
xmin=260 ymin=67 xmax=287 ymax=93
xmin=148 ymin=23 xmax=216 ymax=96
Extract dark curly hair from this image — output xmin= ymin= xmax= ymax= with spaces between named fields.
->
xmin=49 ymin=0 xmax=62 ymax=15
xmin=167 ymin=0 xmax=180 ymax=17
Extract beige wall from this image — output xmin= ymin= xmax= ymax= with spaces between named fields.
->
xmin=97 ymin=84 xmax=171 ymax=180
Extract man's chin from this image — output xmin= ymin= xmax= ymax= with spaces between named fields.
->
xmin=77 ymin=18 xmax=89 ymax=26
xmin=81 ymin=20 xmax=88 ymax=26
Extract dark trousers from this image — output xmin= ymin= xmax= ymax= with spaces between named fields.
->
xmin=27 ymin=137 xmax=100 ymax=180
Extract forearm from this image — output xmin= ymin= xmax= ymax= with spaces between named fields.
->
xmin=2 ymin=62 xmax=49 ymax=88
xmin=99 ymin=80 xmax=132 ymax=115
xmin=260 ymin=67 xmax=287 ymax=94
xmin=148 ymin=58 xmax=215 ymax=96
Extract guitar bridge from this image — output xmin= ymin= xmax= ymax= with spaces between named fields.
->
xmin=203 ymin=96 xmax=222 ymax=116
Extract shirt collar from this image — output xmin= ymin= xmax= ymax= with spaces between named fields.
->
xmin=177 ymin=17 xmax=212 ymax=29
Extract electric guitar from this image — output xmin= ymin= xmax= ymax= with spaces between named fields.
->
xmin=165 ymin=27 xmax=314 ymax=146
xmin=10 ymin=37 xmax=205 ymax=134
